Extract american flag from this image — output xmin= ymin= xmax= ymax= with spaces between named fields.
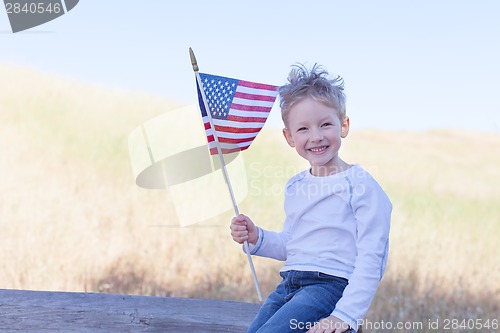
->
xmin=197 ymin=73 xmax=279 ymax=155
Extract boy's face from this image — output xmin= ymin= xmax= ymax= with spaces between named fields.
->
xmin=282 ymin=97 xmax=349 ymax=176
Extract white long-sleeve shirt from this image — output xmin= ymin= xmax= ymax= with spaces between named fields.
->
xmin=247 ymin=164 xmax=392 ymax=332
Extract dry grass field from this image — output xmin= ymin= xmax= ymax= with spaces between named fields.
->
xmin=1 ymin=63 xmax=498 ymax=332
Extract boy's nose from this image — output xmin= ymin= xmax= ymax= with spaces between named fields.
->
xmin=310 ymin=129 xmax=324 ymax=142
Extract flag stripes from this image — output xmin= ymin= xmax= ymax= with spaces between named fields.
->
xmin=197 ymin=73 xmax=279 ymax=155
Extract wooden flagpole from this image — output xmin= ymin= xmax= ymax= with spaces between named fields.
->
xmin=189 ymin=48 xmax=263 ymax=302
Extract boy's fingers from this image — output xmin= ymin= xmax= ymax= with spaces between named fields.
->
xmin=231 ymin=230 xmax=249 ymax=239
xmin=230 ymin=223 xmax=247 ymax=230
xmin=230 ymin=214 xmax=253 ymax=244
xmin=230 ymin=223 xmax=248 ymax=233
xmin=231 ymin=221 xmax=247 ymax=228
xmin=231 ymin=216 xmax=247 ymax=224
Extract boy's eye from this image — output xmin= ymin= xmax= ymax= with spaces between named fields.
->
xmin=297 ymin=127 xmax=307 ymax=132
xmin=321 ymin=123 xmax=332 ymax=127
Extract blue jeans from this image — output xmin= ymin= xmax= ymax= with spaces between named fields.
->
xmin=247 ymin=270 xmax=354 ymax=333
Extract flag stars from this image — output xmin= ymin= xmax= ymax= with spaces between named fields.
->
xmin=200 ymin=74 xmax=242 ymax=120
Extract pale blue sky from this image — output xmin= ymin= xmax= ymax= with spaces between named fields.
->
xmin=1 ymin=0 xmax=499 ymax=132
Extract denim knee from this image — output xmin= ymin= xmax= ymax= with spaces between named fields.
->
xmin=247 ymin=270 xmax=348 ymax=333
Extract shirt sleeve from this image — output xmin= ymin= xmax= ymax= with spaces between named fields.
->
xmin=243 ymin=226 xmax=290 ymax=261
xmin=331 ymin=177 xmax=392 ymax=331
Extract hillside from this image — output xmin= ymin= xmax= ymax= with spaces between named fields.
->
xmin=1 ymin=63 xmax=498 ymax=332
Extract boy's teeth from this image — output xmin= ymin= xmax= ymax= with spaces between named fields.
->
xmin=310 ymin=147 xmax=326 ymax=152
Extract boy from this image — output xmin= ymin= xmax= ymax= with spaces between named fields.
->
xmin=231 ymin=64 xmax=392 ymax=333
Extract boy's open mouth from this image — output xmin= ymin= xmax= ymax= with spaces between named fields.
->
xmin=308 ymin=146 xmax=328 ymax=153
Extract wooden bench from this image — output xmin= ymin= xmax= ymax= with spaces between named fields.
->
xmin=0 ymin=289 xmax=261 ymax=332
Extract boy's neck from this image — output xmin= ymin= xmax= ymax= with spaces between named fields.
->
xmin=310 ymin=160 xmax=351 ymax=177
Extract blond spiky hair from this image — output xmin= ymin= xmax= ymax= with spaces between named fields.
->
xmin=279 ymin=64 xmax=346 ymax=125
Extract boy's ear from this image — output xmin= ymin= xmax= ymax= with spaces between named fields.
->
xmin=341 ymin=116 xmax=350 ymax=138
xmin=282 ymin=128 xmax=295 ymax=147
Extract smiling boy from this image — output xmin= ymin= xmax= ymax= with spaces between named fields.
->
xmin=282 ymin=95 xmax=350 ymax=177
xmin=231 ymin=64 xmax=392 ymax=333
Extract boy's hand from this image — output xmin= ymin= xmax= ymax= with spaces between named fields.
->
xmin=230 ymin=214 xmax=258 ymax=245
xmin=306 ymin=315 xmax=350 ymax=333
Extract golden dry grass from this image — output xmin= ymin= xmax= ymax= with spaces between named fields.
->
xmin=1 ymin=63 xmax=498 ymax=332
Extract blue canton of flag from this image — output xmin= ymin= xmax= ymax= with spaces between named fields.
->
xmin=202 ymin=75 xmax=239 ymax=120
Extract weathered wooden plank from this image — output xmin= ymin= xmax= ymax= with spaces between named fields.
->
xmin=0 ymin=289 xmax=261 ymax=332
